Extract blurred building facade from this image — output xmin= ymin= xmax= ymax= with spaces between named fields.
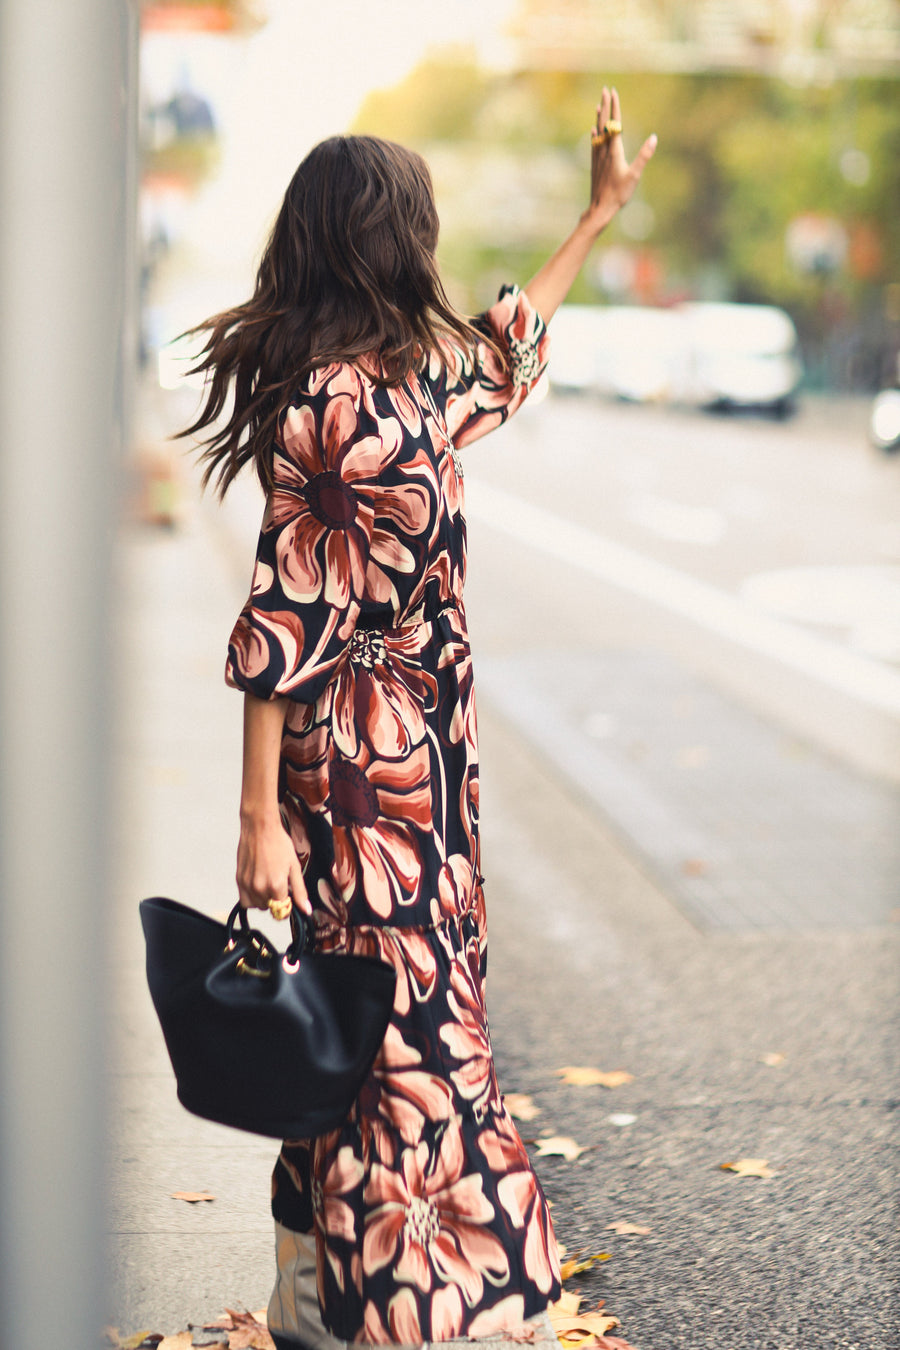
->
xmin=509 ymin=0 xmax=900 ymax=79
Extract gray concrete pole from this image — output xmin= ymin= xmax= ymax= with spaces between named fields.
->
xmin=0 ymin=2 xmax=138 ymax=1348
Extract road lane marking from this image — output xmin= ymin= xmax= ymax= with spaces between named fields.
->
xmin=465 ymin=476 xmax=900 ymax=719
xmin=626 ymin=493 xmax=727 ymax=545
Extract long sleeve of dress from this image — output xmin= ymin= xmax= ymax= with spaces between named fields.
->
xmin=429 ymin=285 xmax=549 ymax=448
xmin=225 ymin=364 xmax=381 ymax=703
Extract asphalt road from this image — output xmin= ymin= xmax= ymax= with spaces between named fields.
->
xmin=114 ymin=385 xmax=899 ymax=1349
xmin=461 ymin=393 xmax=900 ymax=1350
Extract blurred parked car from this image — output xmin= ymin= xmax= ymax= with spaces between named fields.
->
xmin=548 ymin=301 xmax=803 ymax=416
xmin=676 ymin=303 xmax=802 ymax=417
xmin=548 ymin=305 xmax=680 ymax=401
xmin=869 ymin=388 xmax=900 ymax=454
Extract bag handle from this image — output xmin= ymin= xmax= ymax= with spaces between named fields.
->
xmin=226 ymin=902 xmax=309 ymax=968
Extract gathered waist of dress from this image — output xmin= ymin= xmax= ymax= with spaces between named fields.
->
xmin=311 ymin=895 xmax=481 ymax=942
xmin=355 ymin=596 xmax=461 ymax=636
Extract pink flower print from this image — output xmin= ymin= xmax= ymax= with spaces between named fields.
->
xmin=467 ymin=1294 xmax=528 ymax=1338
xmin=436 ymin=614 xmax=474 ymax=749
xmin=226 ymin=603 xmax=315 ymax=692
xmin=438 ymin=957 xmax=498 ymax=1116
xmin=270 ymin=389 xmax=404 ymax=611
xmin=282 ymin=720 xmax=329 ymax=815
xmin=478 ymin=1117 xmax=560 ymax=1296
xmin=362 ymin=1119 xmax=508 ymax=1308
xmin=357 ymin=1280 xmax=464 ymax=1344
xmin=497 ymin=1170 xmax=559 ymax=1295
xmin=226 ymin=609 xmax=271 ymax=686
xmin=331 ymin=743 xmax=432 ymax=919
xmin=432 ymin=853 xmax=475 ymax=926
xmin=364 ymin=1023 xmax=455 ymax=1144
xmin=384 ymin=383 xmax=424 ymax=437
xmin=270 ymin=403 xmax=374 ymax=609
xmin=360 ymin=1299 xmax=391 ymax=1345
xmin=331 ymin=630 xmax=429 ymax=761
xmin=311 ymin=1141 xmax=364 ymax=1295
xmin=386 ymin=1289 xmax=423 ymax=1345
xmin=430 ymin=1283 xmax=465 ymax=1339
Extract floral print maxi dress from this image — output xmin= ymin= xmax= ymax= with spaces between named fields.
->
xmin=225 ymin=287 xmax=561 ymax=1344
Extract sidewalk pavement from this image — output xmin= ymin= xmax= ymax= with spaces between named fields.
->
xmin=110 ymin=475 xmax=277 ymax=1333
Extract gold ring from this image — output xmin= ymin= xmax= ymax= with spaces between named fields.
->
xmin=268 ymin=896 xmax=292 ymax=921
xmin=591 ymin=119 xmax=622 ymax=146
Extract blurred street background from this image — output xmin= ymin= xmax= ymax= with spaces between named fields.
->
xmin=2 ymin=3 xmax=898 ymax=1350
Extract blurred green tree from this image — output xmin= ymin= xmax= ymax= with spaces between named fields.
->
xmin=354 ymin=59 xmax=900 ymax=388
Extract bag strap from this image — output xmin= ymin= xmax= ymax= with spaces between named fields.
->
xmin=226 ymin=902 xmax=310 ymax=967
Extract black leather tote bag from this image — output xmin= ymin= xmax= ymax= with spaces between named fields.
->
xmin=140 ymin=897 xmax=396 ymax=1138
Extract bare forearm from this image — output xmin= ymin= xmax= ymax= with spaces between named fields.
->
xmin=524 ymin=209 xmax=611 ymax=326
xmin=240 ymin=691 xmax=288 ymax=823
xmin=236 ymin=691 xmax=309 ymax=912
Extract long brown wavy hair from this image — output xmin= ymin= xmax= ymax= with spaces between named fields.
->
xmin=181 ymin=135 xmax=492 ymax=496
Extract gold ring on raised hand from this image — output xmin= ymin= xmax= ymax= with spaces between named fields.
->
xmin=591 ymin=119 xmax=622 ymax=146
xmin=268 ymin=896 xmax=292 ymax=921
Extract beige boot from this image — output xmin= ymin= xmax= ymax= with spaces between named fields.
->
xmin=267 ymin=1222 xmax=348 ymax=1350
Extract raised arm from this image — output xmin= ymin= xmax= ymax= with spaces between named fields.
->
xmin=524 ymin=87 xmax=657 ymax=325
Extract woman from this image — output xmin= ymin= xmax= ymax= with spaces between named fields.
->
xmin=185 ymin=88 xmax=654 ymax=1349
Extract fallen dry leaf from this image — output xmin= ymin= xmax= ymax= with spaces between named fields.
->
xmin=157 ymin=1335 xmax=193 ymax=1350
xmin=552 ymin=1312 xmax=620 ymax=1339
xmin=220 ymin=1309 xmax=274 ymax=1350
xmin=117 ymin=1333 xmax=161 ymax=1350
xmin=550 ymin=1290 xmax=583 ymax=1317
xmin=550 ymin=1299 xmax=638 ymax=1350
xmin=605 ymin=1220 xmax=652 ymax=1235
xmin=559 ymin=1253 xmax=612 ymax=1280
xmin=227 ymin=1328 xmax=273 ymax=1350
xmin=505 ymin=1092 xmax=541 ymax=1121
xmin=171 ymin=1191 xmax=215 ymax=1204
xmin=535 ymin=1135 xmax=586 ymax=1162
xmin=759 ymin=1052 xmax=786 ymax=1067
xmin=721 ymin=1157 xmax=777 ymax=1178
xmin=557 ymin=1067 xmax=634 ymax=1089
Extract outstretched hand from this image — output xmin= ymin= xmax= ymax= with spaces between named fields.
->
xmin=585 ymin=86 xmax=657 ymax=233
xmin=523 ymin=90 xmax=657 ymax=324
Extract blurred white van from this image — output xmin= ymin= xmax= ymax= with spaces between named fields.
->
xmin=548 ymin=301 xmax=802 ymax=415
xmin=676 ymin=302 xmax=802 ymax=415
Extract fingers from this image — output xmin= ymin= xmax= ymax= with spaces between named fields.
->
xmin=593 ymin=87 xmax=611 ymax=142
xmin=235 ymin=852 xmax=293 ymax=912
xmin=611 ymin=86 xmax=621 ymax=123
xmin=289 ymin=861 xmax=313 ymax=916
xmin=632 ymin=133 xmax=658 ymax=177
